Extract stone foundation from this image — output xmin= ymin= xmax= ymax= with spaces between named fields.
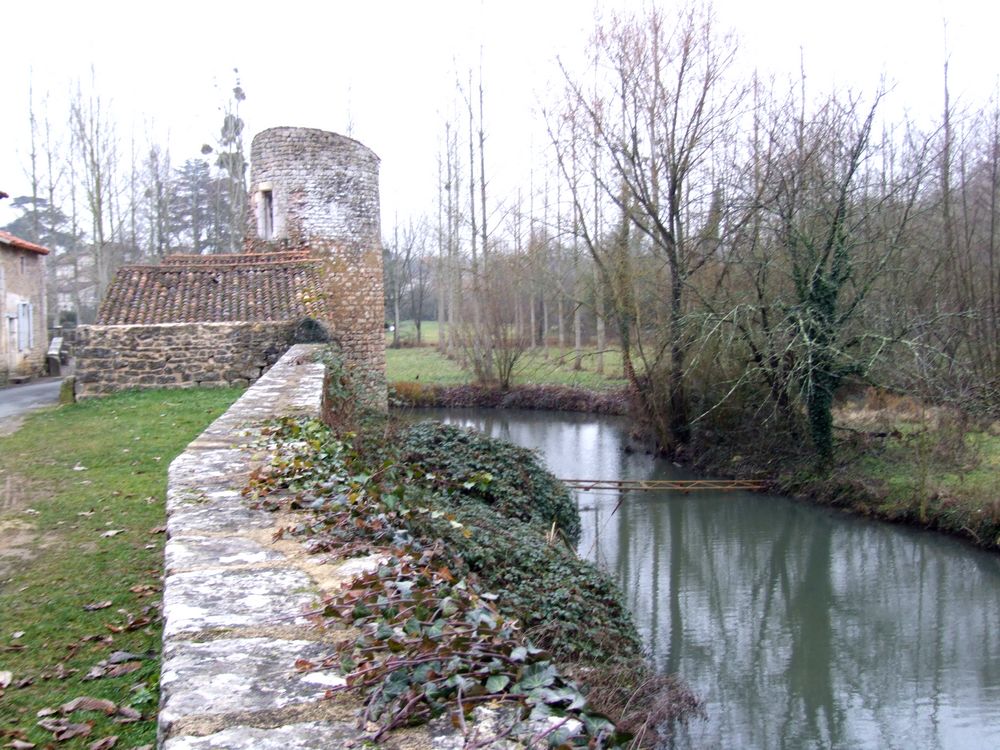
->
xmin=74 ymin=321 xmax=297 ymax=398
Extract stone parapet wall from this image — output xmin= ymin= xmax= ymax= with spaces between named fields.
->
xmin=75 ymin=321 xmax=297 ymax=398
xmin=159 ymin=346 xmax=498 ymax=749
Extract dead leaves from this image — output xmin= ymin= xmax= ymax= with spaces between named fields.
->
xmin=39 ymin=695 xmax=142 ymax=724
xmin=0 ymin=671 xmax=31 ymax=697
xmin=24 ymin=694 xmax=142 ymax=747
xmin=60 ymin=697 xmax=117 ymax=715
xmin=82 ymin=660 xmax=142 ymax=682
xmin=100 ymin=602 xmax=160 ymax=635
xmin=36 ymin=718 xmax=92 ymax=741
xmin=83 ymin=601 xmax=113 ymax=612
xmin=81 ymin=648 xmax=149 ymax=681
xmin=112 ymin=707 xmax=141 ymax=723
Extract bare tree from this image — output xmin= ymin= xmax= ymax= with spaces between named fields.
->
xmin=552 ymin=3 xmax=744 ymax=450
xmin=71 ymin=73 xmax=122 ymax=303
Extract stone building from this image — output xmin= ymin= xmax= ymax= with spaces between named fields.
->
xmin=0 ymin=230 xmax=49 ymax=384
xmin=75 ymin=128 xmax=386 ymax=402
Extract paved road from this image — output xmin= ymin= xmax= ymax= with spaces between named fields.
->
xmin=0 ymin=378 xmax=62 ymax=430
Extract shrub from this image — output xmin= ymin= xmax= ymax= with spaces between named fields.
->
xmin=387 ymin=380 xmax=441 ymax=408
xmin=409 ymin=498 xmax=643 ymax=663
xmin=400 ymin=420 xmax=581 ymax=545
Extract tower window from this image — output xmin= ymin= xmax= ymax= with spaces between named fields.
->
xmin=261 ymin=189 xmax=274 ymax=240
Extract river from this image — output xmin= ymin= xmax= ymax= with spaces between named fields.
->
xmin=406 ymin=408 xmax=1000 ymax=749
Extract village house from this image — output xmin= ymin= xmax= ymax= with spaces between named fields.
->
xmin=0 ymin=230 xmax=49 ymax=384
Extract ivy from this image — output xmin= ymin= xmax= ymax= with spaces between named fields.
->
xmin=244 ymin=416 xmax=646 ymax=745
xmin=401 ymin=421 xmax=582 ymax=546
xmin=317 ymin=545 xmax=628 ymax=746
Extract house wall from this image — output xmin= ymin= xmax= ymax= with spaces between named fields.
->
xmin=0 ymin=246 xmax=47 ymax=383
xmin=74 ymin=321 xmax=298 ymax=398
xmin=245 ymin=128 xmax=386 ymax=409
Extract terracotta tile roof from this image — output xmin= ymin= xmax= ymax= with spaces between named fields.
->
xmin=0 ymin=230 xmax=50 ymax=255
xmin=96 ymin=253 xmax=328 ymax=325
xmin=160 ymin=250 xmax=312 ymax=266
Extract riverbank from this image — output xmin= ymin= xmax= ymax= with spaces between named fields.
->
xmin=685 ymin=399 xmax=1000 ymax=553
xmin=387 ymin=347 xmax=1000 ymax=553
xmin=246 ymin=353 xmax=704 ymax=746
xmin=391 ymin=380 xmax=629 ymax=414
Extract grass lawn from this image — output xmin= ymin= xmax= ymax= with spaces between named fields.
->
xmin=386 ymin=320 xmax=440 ymax=347
xmin=385 ymin=323 xmax=629 ymax=391
xmin=0 ymin=387 xmax=242 ymax=749
xmin=513 ymin=349 xmax=628 ymax=390
xmin=385 ymin=346 xmax=470 ymax=385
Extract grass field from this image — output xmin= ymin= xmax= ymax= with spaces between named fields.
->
xmin=0 ymin=387 xmax=242 ymax=749
xmin=385 ymin=346 xmax=470 ymax=385
xmin=386 ymin=320 xmax=440 ymax=347
xmin=385 ymin=320 xmax=629 ymax=390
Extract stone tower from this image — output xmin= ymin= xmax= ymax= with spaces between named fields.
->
xmin=246 ymin=127 xmax=385 ymax=407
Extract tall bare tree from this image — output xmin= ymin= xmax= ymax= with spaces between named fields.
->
xmin=553 ymin=3 xmax=743 ymax=450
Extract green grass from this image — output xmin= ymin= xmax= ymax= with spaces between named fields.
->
xmin=512 ymin=349 xmax=628 ymax=390
xmin=861 ymin=430 xmax=1000 ymax=507
xmin=385 ymin=323 xmax=629 ymax=391
xmin=0 ymin=387 xmax=242 ymax=749
xmin=386 ymin=320 xmax=440 ymax=346
xmin=386 ymin=347 xmax=470 ymax=385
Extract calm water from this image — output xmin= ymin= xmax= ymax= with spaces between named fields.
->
xmin=407 ymin=408 xmax=1000 ymax=750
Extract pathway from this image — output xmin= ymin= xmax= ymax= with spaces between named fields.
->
xmin=0 ymin=377 xmax=62 ymax=435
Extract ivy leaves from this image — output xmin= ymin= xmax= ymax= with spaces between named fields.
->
xmin=319 ymin=549 xmax=628 ymax=746
xmin=401 ymin=421 xmax=582 ymax=545
xmin=244 ymin=416 xmax=639 ymax=746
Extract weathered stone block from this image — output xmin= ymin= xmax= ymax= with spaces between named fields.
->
xmin=162 ymin=566 xmax=318 ymax=637
xmin=159 ymin=638 xmax=343 ymax=727
xmin=163 ymin=721 xmax=358 ymax=750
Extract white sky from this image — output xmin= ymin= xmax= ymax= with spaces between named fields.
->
xmin=1 ymin=0 xmax=997 ymax=233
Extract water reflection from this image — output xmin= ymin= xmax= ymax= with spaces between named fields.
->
xmin=406 ymin=408 xmax=1000 ymax=749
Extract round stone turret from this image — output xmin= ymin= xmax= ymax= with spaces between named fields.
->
xmin=246 ymin=126 xmax=385 ymax=408
xmin=246 ymin=127 xmax=381 ymax=255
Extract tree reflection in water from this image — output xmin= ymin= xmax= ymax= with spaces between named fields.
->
xmin=408 ymin=408 xmax=1000 ymax=749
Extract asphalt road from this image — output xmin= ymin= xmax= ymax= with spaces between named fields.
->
xmin=0 ymin=378 xmax=62 ymax=429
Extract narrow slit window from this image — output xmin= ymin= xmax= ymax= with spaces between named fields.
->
xmin=262 ymin=189 xmax=274 ymax=240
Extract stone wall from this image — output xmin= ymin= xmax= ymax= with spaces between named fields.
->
xmin=245 ymin=127 xmax=386 ymax=409
xmin=75 ymin=321 xmax=296 ymax=398
xmin=159 ymin=346 xmax=504 ymax=749
xmin=244 ymin=128 xmax=381 ymax=255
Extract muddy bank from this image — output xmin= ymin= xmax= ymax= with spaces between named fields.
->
xmin=390 ymin=381 xmax=629 ymax=414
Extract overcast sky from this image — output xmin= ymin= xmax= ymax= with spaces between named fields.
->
xmin=2 ymin=0 xmax=997 ymax=232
